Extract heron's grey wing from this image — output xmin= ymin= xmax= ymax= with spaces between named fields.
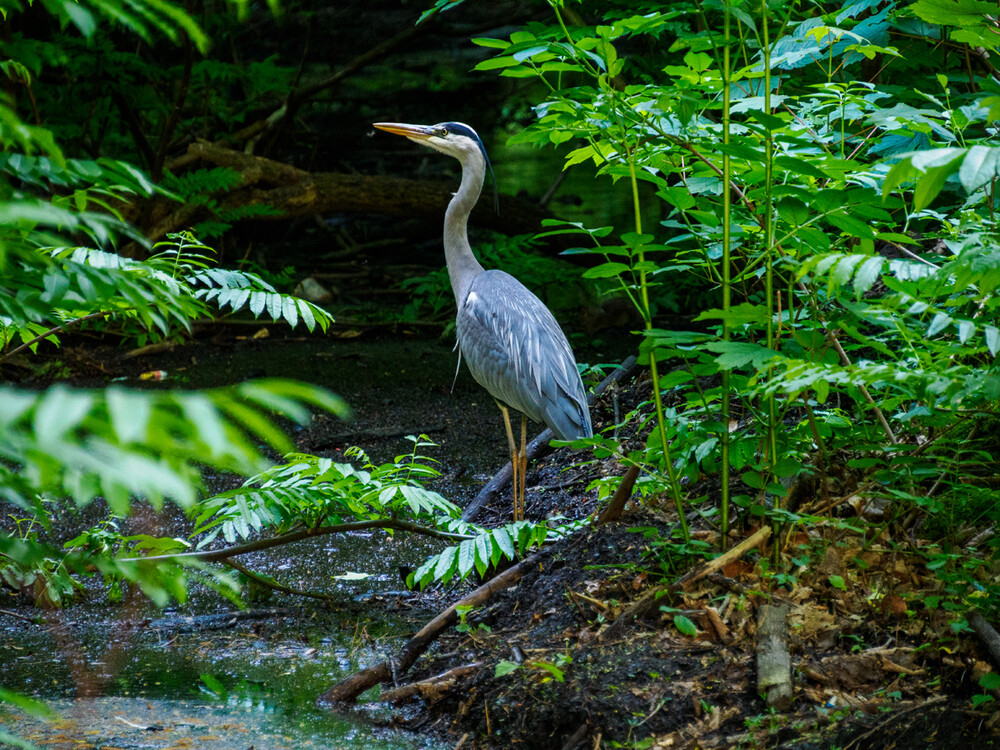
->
xmin=456 ymin=270 xmax=592 ymax=440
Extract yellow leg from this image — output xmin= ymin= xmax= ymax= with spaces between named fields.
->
xmin=518 ymin=413 xmax=527 ymax=520
xmin=500 ymin=405 xmax=522 ymax=521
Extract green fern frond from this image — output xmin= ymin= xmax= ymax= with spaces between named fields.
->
xmin=161 ymin=167 xmax=242 ymax=201
xmin=409 ymin=517 xmax=588 ymax=589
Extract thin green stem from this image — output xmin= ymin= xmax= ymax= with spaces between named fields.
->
xmin=720 ymin=7 xmax=732 ymax=549
xmin=0 ymin=310 xmax=115 ymax=362
xmin=762 ymin=4 xmax=781 ymax=566
xmin=624 ymin=136 xmax=689 ymax=543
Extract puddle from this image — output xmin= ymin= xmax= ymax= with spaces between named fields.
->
xmin=0 ymin=608 xmax=444 ymax=748
xmin=3 ymin=695 xmax=437 ymax=749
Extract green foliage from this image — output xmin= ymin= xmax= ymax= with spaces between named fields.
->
xmin=471 ymin=0 xmax=1000 ymax=615
xmin=192 ymin=437 xmax=453 ymax=545
xmin=0 ymin=231 xmax=334 ymax=357
xmin=493 ymin=652 xmax=571 ymax=683
xmin=187 ymin=435 xmax=586 ymax=590
xmin=408 ymin=516 xmax=586 ymax=589
xmin=161 ymin=169 xmax=285 ymax=239
xmin=0 ymin=380 xmax=347 ymax=517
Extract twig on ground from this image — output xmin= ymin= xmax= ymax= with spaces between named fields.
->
xmin=224 ymin=559 xmax=338 ymax=602
xmin=320 ymin=553 xmax=537 ymax=703
xmin=601 ymin=527 xmax=771 ymax=641
xmin=595 ymin=464 xmax=640 ymax=525
xmin=119 ymin=518 xmax=468 ymax=564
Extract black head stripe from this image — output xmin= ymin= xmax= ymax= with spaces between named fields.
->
xmin=442 ymin=122 xmax=487 ymax=160
xmin=441 ymin=121 xmax=500 ymax=215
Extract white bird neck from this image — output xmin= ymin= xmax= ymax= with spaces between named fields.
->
xmin=444 ymin=149 xmax=487 ymax=303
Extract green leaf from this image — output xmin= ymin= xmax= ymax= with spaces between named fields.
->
xmin=582 ymin=262 xmax=631 ymax=279
xmin=979 ymin=672 xmax=1000 ymax=690
xmin=910 ymin=0 xmax=1000 ymax=26
xmin=927 ymin=312 xmax=952 ymax=337
xmin=673 ymin=614 xmax=698 ymax=637
xmin=827 ymin=211 xmax=874 ymax=239
xmin=433 ymin=546 xmax=458 ymax=584
xmin=475 ymin=56 xmax=522 ymax=71
xmin=985 ymin=325 xmax=1000 ymax=356
xmin=495 ymin=660 xmax=521 ymax=677
xmin=853 ymin=256 xmax=884 ymax=295
xmin=958 ymin=145 xmax=1000 ymax=193
xmin=471 ymin=37 xmax=510 ymax=50
xmin=493 ymin=527 xmax=516 ymax=561
xmin=704 ymin=341 xmax=782 ymax=370
xmin=531 ymin=661 xmax=566 ymax=682
xmin=458 ymin=539 xmax=476 ymax=578
xmin=0 ymin=688 xmax=57 ymax=718
xmin=829 ymin=575 xmax=847 ymax=590
xmin=695 ymin=302 xmax=770 ymax=326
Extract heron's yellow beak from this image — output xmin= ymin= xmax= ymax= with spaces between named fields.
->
xmin=373 ymin=122 xmax=434 ymax=141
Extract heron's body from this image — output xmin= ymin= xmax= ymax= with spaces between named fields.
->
xmin=458 ymin=269 xmax=591 ymax=440
xmin=373 ymin=120 xmax=592 ymax=518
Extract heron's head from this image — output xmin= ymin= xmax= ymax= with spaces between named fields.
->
xmin=373 ymin=121 xmax=488 ymax=164
xmin=373 ymin=121 xmax=498 ymax=211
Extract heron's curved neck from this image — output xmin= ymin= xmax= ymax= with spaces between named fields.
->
xmin=444 ymin=150 xmax=486 ymax=303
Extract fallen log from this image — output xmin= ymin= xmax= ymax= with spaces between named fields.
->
xmin=373 ymin=662 xmax=482 ymax=704
xmin=320 ymin=553 xmax=538 ymax=704
xmin=756 ymin=603 xmax=793 ymax=710
xmin=462 ymin=355 xmax=638 ymax=522
xmin=969 ymin=611 xmax=1000 ymax=669
xmin=137 ymin=142 xmax=552 ymax=246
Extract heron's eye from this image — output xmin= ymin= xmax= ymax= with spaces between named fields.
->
xmin=434 ymin=127 xmax=448 ymax=137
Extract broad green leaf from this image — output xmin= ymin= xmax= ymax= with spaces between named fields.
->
xmin=433 ymin=546 xmax=458 ymax=583
xmin=582 ymin=262 xmax=631 ymax=279
xmin=33 ymin=387 xmax=92 ymax=442
xmin=495 ymin=660 xmax=521 ymax=677
xmin=673 ymin=614 xmax=697 ymax=637
xmin=910 ymin=0 xmax=999 ymax=26
xmin=694 ymin=302 xmax=770 ymax=326
xmin=985 ymin=325 xmax=1000 ymax=356
xmin=0 ymin=687 xmax=57 ymax=718
xmin=927 ymin=312 xmax=952 ymax=337
xmin=853 ymin=256 xmax=884 ymax=295
xmin=827 ymin=211 xmax=874 ymax=239
xmin=704 ymin=341 xmax=782 ymax=370
xmin=958 ymin=145 xmax=1000 ymax=193
xmin=493 ymin=527 xmax=516 ymax=561
xmin=458 ymin=539 xmax=476 ymax=578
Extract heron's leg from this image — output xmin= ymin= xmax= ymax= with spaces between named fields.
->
xmin=500 ymin=405 xmax=522 ymax=521
xmin=518 ymin=413 xmax=528 ymax=520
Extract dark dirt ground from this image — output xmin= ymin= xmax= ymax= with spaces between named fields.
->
xmin=5 ymin=325 xmax=1000 ymax=749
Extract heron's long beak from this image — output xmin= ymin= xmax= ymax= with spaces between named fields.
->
xmin=373 ymin=122 xmax=434 ymax=142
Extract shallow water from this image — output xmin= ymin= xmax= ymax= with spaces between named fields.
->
xmin=1 ymin=333 xmax=630 ymax=748
xmin=0 ymin=603 xmax=443 ymax=748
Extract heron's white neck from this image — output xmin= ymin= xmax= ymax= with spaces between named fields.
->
xmin=444 ymin=149 xmax=486 ymax=304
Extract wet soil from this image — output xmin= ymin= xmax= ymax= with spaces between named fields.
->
xmin=5 ymin=327 xmax=1000 ymax=749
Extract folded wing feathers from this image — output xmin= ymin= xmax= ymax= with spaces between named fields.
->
xmin=458 ymin=270 xmax=591 ymax=440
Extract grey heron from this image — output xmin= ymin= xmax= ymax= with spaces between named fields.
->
xmin=373 ymin=121 xmax=593 ymax=521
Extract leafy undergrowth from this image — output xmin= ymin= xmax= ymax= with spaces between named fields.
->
xmin=407 ymin=507 xmax=1000 ymax=748
xmin=376 ymin=370 xmax=1000 ymax=749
